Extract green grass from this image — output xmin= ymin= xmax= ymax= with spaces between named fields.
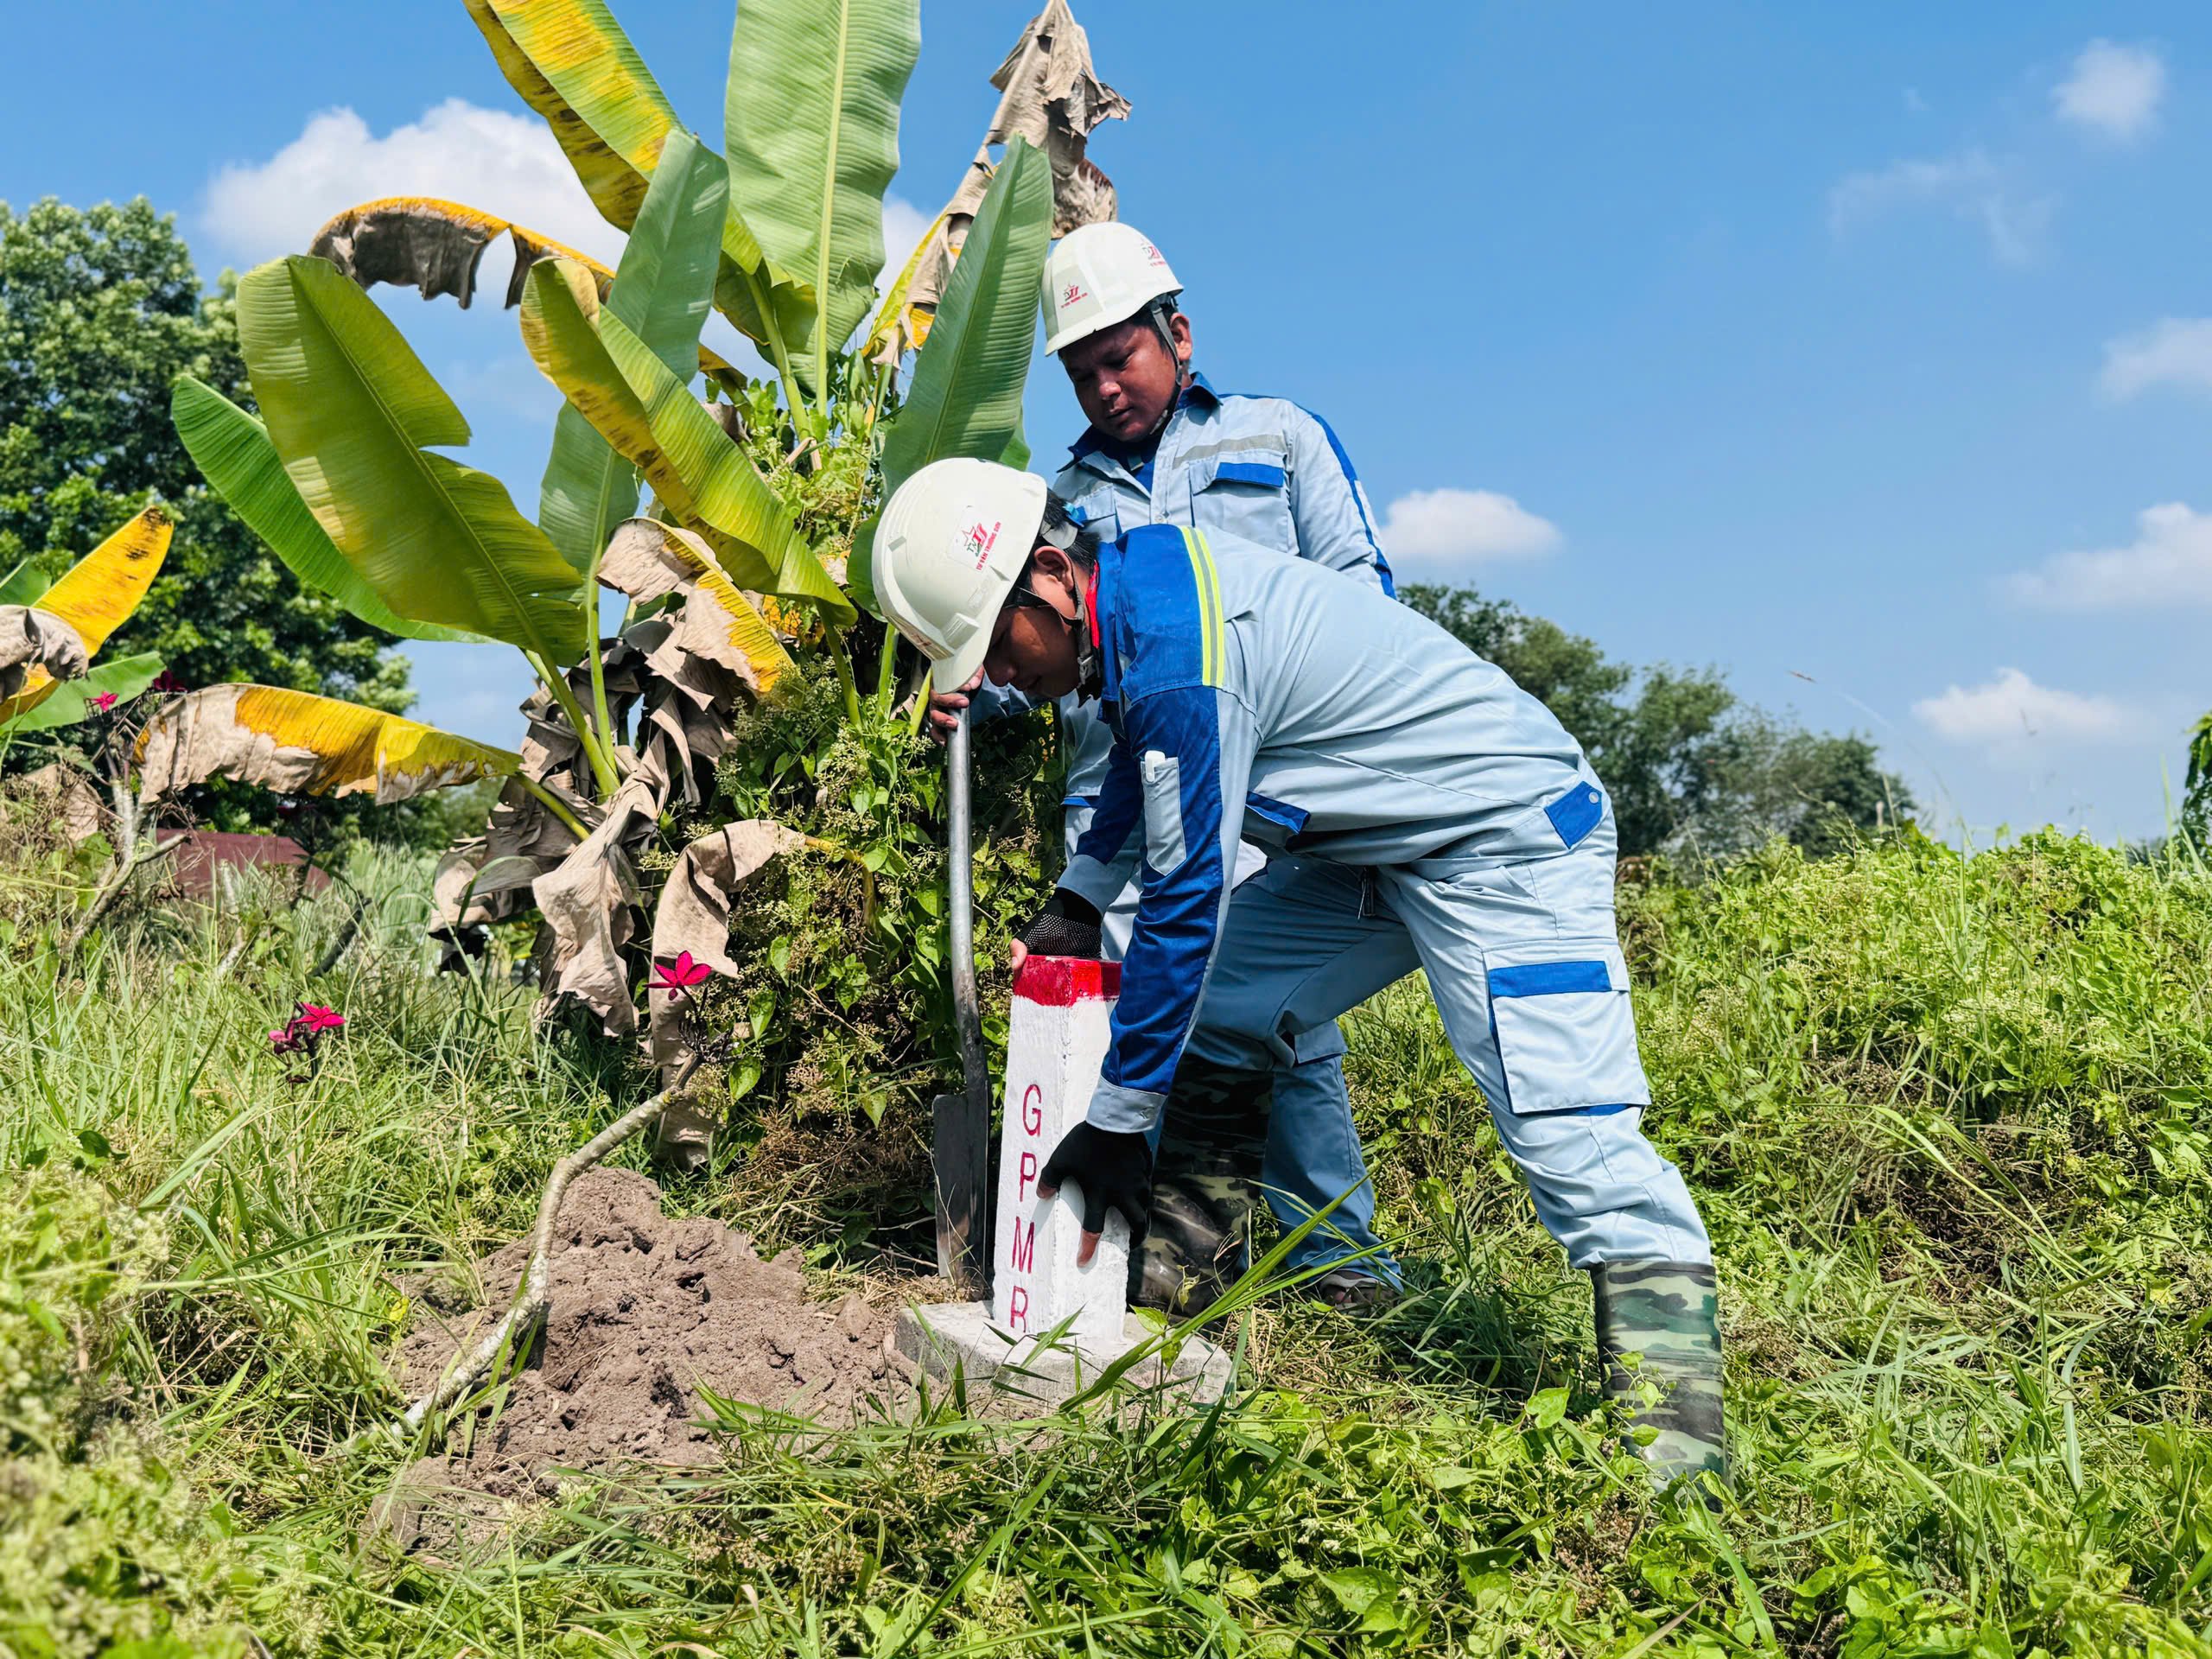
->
xmin=2 ymin=827 xmax=2209 ymax=1656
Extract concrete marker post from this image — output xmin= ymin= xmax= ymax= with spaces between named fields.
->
xmin=992 ymin=957 xmax=1128 ymax=1352
xmin=895 ymin=956 xmax=1230 ymax=1406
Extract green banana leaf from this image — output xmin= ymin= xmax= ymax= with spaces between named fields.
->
xmin=537 ymin=129 xmax=728 ymax=576
xmin=724 ymin=0 xmax=920 ymax=384
xmin=606 ymin=130 xmax=728 ymax=378
xmin=521 ymin=259 xmax=854 ymax=625
xmin=0 ymin=560 xmax=49 ymax=607
xmin=172 ymin=377 xmax=484 ymax=643
xmin=538 ymin=406 xmax=638 ymax=582
xmin=236 ymin=256 xmax=588 ymax=664
xmin=464 ymin=0 xmax=809 ymax=354
xmin=0 ymin=652 xmax=163 ymax=735
xmin=854 ymin=138 xmax=1052 ymax=614
xmin=462 ymin=0 xmax=676 ymax=233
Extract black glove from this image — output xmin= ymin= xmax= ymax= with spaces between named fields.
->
xmin=1037 ymin=1122 xmax=1154 ymax=1247
xmin=1020 ymin=888 xmax=1104 ymax=959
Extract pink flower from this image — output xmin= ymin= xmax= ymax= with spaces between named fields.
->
xmin=268 ymin=1001 xmax=346 ymax=1061
xmin=90 ymin=692 xmax=118 ymax=713
xmin=652 ymin=951 xmax=714 ymax=997
xmin=152 ymin=671 xmax=186 ymax=695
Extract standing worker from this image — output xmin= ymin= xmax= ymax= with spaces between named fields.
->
xmin=883 ymin=459 xmax=1725 ymax=1486
xmin=930 ymin=222 xmax=1399 ymax=1312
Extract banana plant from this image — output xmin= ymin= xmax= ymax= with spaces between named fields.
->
xmin=0 ymin=506 xmax=171 ymax=736
xmin=173 ymin=130 xmax=794 ymax=811
xmin=155 ymin=0 xmax=1109 ymax=1049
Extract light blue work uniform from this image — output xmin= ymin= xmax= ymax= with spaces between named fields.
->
xmin=1020 ymin=371 xmax=1398 ymax=1281
xmin=1058 ymin=524 xmax=1712 ymax=1270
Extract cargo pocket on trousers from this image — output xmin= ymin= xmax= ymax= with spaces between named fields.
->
xmin=1484 ymin=938 xmax=1652 ymax=1115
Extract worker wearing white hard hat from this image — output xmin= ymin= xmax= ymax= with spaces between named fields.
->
xmin=883 ymin=459 xmax=1725 ymax=1489
xmin=927 ymin=222 xmax=1400 ymax=1314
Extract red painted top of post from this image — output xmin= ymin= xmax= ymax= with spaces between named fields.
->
xmin=1012 ymin=956 xmax=1122 ymax=1006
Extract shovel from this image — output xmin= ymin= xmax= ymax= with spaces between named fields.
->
xmin=932 ymin=703 xmax=992 ymax=1294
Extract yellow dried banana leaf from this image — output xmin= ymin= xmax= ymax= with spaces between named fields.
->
xmin=599 ymin=518 xmax=794 ymax=696
xmin=310 ymin=196 xmax=612 ymax=309
xmin=135 ymin=685 xmax=518 ymax=806
xmin=0 ymin=506 xmax=168 ymax=720
xmin=307 ymin=195 xmax=747 ymax=397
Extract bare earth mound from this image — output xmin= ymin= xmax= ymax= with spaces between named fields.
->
xmin=381 ymin=1167 xmax=912 ymax=1549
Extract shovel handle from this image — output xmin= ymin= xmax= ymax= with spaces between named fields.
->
xmin=937 ymin=706 xmax=991 ymax=1291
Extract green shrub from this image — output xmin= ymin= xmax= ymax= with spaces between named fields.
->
xmin=0 ymin=1168 xmax=246 ymax=1657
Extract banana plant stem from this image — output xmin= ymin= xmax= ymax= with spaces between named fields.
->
xmin=874 ymin=619 xmax=899 ymax=717
xmin=581 ymin=588 xmax=621 ymax=779
xmin=528 ymin=651 xmax=620 ymax=799
xmin=861 ymin=359 xmax=891 ymax=440
xmin=512 ymin=775 xmax=591 ymax=842
xmin=906 ymin=666 xmax=934 ymax=738
xmin=745 ymin=265 xmax=809 ymax=436
xmin=829 ymin=634 xmax=862 ymax=727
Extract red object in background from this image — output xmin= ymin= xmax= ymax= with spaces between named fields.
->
xmin=168 ymin=832 xmax=331 ymax=900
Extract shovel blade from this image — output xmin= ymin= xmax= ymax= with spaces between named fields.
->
xmin=931 ymin=1090 xmax=990 ymax=1294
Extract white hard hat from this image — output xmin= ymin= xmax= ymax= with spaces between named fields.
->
xmin=1041 ymin=222 xmax=1180 ymax=356
xmin=874 ymin=458 xmax=1048 ymax=693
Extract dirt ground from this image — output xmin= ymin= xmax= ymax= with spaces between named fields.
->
xmin=378 ymin=1166 xmax=914 ymax=1552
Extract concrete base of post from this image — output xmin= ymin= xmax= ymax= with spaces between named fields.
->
xmin=893 ymin=1300 xmax=1232 ymax=1410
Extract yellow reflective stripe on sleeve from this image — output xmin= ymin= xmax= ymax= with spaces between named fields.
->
xmin=1179 ymin=526 xmax=1226 ymax=688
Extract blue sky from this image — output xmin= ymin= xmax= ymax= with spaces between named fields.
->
xmin=5 ymin=3 xmax=2208 ymax=842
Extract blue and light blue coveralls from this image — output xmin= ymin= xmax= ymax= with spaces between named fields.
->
xmin=1058 ymin=524 xmax=1712 ymax=1270
xmin=1045 ymin=372 xmax=1397 ymax=1280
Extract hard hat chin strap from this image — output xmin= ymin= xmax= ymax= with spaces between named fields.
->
xmin=1134 ymin=293 xmax=1187 ymax=447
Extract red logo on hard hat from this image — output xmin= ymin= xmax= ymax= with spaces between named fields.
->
xmin=963 ymin=519 xmax=1001 ymax=568
xmin=1061 ymin=283 xmax=1087 ymax=307
xmin=1143 ymin=243 xmax=1165 ymax=266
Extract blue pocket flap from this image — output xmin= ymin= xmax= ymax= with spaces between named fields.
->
xmin=1212 ymin=460 xmax=1287 ymax=489
xmin=1544 ymin=783 xmax=1605 ymax=849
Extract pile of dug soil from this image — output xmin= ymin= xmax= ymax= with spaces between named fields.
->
xmin=380 ymin=1167 xmax=912 ymax=1550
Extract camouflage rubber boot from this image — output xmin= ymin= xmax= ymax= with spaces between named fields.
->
xmin=1133 ymin=1059 xmax=1272 ymax=1316
xmin=1590 ymin=1259 xmax=1726 ymax=1491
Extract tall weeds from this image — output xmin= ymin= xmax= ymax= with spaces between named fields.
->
xmin=0 ymin=828 xmax=2207 ymax=1654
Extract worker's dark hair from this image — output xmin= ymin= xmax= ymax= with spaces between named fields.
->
xmin=1003 ymin=491 xmax=1098 ymax=618
xmin=1038 ymin=490 xmax=1100 ymax=569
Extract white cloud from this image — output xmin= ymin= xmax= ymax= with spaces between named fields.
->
xmin=203 ymin=105 xmax=926 ymax=378
xmin=1378 ymin=488 xmax=1561 ymax=567
xmin=202 ymin=99 xmax=622 ymax=266
xmin=2053 ymin=40 xmax=2166 ymax=142
xmin=2098 ymin=317 xmax=2212 ymax=400
xmin=1826 ymin=148 xmax=2051 ymax=265
xmin=880 ymin=195 xmax=932 ymax=287
xmin=1913 ymin=668 xmax=2139 ymax=747
xmin=2006 ymin=501 xmax=2212 ymax=609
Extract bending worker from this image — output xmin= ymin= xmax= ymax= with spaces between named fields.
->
xmin=882 ymin=457 xmax=1724 ymax=1486
xmin=930 ymin=222 xmax=1398 ymax=1311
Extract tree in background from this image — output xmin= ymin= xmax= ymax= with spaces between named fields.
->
xmin=2185 ymin=710 xmax=2211 ymax=852
xmin=1401 ymin=582 xmax=1910 ymax=865
xmin=0 ymin=199 xmax=410 ymax=715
